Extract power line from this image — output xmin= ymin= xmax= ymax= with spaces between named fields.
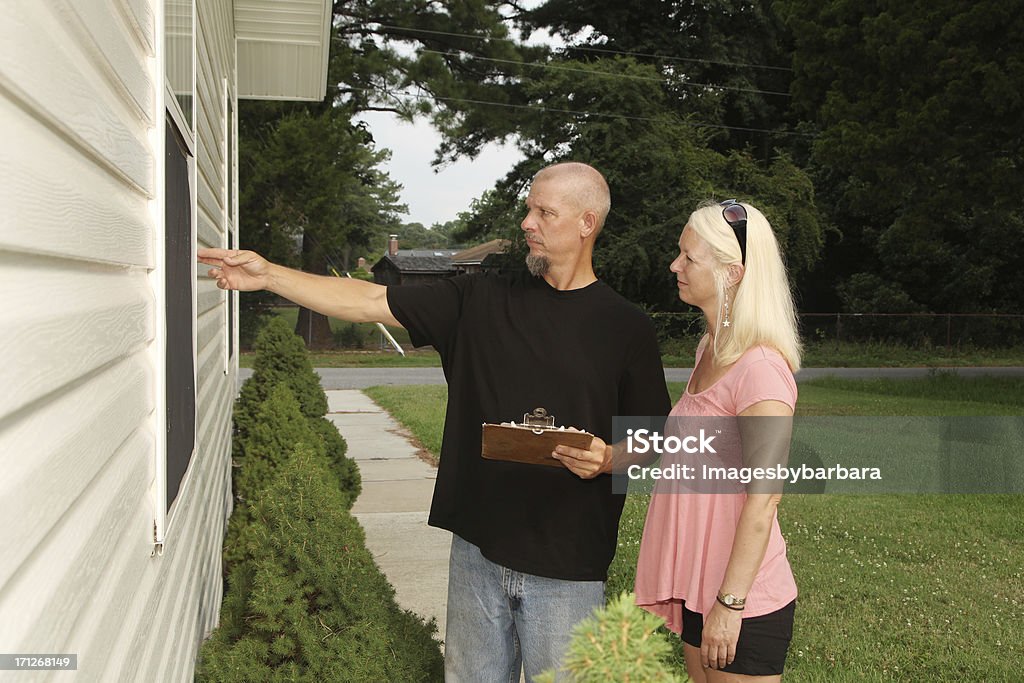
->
xmin=344 ymin=85 xmax=814 ymax=138
xmin=418 ymin=48 xmax=791 ymax=98
xmin=372 ymin=22 xmax=794 ymax=73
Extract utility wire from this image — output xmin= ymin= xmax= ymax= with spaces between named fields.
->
xmin=418 ymin=48 xmax=791 ymax=97
xmin=371 ymin=22 xmax=794 ymax=73
xmin=344 ymin=84 xmax=814 ymax=138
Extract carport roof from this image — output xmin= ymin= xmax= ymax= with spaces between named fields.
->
xmin=235 ymin=0 xmax=332 ymax=102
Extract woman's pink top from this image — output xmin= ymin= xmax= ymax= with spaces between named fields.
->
xmin=634 ymin=339 xmax=798 ymax=632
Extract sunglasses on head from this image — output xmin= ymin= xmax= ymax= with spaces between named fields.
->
xmin=720 ymin=199 xmax=747 ymax=265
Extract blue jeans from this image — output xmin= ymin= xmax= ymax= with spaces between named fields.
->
xmin=444 ymin=534 xmax=605 ymax=682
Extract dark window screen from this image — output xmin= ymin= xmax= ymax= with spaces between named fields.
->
xmin=165 ymin=117 xmax=196 ymax=511
xmin=227 ymin=231 xmax=235 ymax=358
xmin=226 ymin=98 xmax=235 ymax=359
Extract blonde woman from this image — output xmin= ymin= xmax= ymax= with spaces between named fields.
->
xmin=634 ymin=200 xmax=801 ymax=682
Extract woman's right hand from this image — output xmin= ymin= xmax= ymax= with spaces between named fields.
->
xmin=701 ymin=601 xmax=743 ymax=669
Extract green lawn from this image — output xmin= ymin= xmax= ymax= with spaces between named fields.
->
xmin=363 ymin=385 xmax=447 ymax=462
xmin=663 ymin=340 xmax=1024 ymax=368
xmin=800 ymin=341 xmax=1024 ymax=368
xmin=364 ymin=376 xmax=1024 ymax=681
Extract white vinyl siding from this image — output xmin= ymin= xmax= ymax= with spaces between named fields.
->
xmin=235 ymin=0 xmax=332 ymax=101
xmin=0 ymin=1 xmax=236 ymax=681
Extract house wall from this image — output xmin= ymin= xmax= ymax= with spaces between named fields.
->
xmin=399 ymin=272 xmax=458 ymax=287
xmin=372 ymin=260 xmax=403 ymax=287
xmin=0 ymin=1 xmax=235 ymax=680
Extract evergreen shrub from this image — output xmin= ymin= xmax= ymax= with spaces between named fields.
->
xmin=234 ymin=317 xmax=327 ymax=445
xmin=232 ymin=316 xmax=359 ymax=503
xmin=198 ymin=445 xmax=443 ymax=682
xmin=233 ymin=383 xmax=320 ymax=504
xmin=535 ymin=592 xmax=684 ymax=683
xmin=333 ymin=322 xmax=367 ymax=349
xmin=224 ymin=383 xmax=326 ymax=570
xmin=308 ymin=416 xmax=360 ymax=506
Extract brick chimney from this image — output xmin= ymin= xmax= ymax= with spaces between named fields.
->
xmin=388 ymin=234 xmax=399 ymax=256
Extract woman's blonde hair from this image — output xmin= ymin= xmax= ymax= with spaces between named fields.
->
xmin=686 ymin=201 xmax=802 ymax=371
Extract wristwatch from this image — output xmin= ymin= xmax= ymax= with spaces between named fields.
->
xmin=717 ymin=592 xmax=746 ymax=610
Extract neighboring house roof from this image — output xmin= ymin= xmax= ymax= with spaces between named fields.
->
xmin=373 ymin=250 xmax=459 ymax=274
xmin=452 ymin=239 xmax=510 ymax=266
xmin=401 ymin=249 xmax=460 ymax=259
xmin=235 ymin=0 xmax=332 ymax=101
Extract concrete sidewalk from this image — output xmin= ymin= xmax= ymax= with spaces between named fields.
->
xmin=324 ymin=390 xmax=450 ymax=641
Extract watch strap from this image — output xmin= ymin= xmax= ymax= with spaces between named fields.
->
xmin=716 ymin=593 xmax=746 ymax=611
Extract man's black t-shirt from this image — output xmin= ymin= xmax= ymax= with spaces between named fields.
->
xmin=387 ymin=270 xmax=670 ymax=581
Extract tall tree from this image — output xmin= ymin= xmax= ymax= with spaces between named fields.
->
xmin=239 ymin=108 xmax=404 ymax=347
xmin=327 ymin=0 xmax=547 ymax=154
xmin=517 ymin=0 xmax=798 ymax=156
xmin=777 ymin=0 xmax=1024 ymax=314
xmin=240 ymin=1 xmax=540 ymax=346
xmin=453 ymin=56 xmax=823 ymax=309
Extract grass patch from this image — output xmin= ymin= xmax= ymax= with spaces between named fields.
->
xmin=368 ymin=377 xmax=1024 ymax=681
xmin=800 ymin=341 xmax=1024 ymax=368
xmin=801 ymin=373 xmax=1024 ymax=407
xmin=665 ymin=375 xmax=1024 ymax=417
xmin=655 ymin=337 xmax=1024 ymax=368
xmin=363 ymin=385 xmax=447 ymax=461
xmin=608 ymin=493 xmax=1024 ymax=682
xmin=660 ymin=340 xmax=1024 ymax=369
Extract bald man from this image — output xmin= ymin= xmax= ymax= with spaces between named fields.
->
xmin=199 ymin=162 xmax=670 ymax=682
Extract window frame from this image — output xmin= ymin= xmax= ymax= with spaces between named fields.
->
xmin=153 ymin=0 xmax=198 ymax=549
xmin=164 ymin=0 xmax=195 ymax=135
xmin=223 ymin=77 xmax=238 ymax=373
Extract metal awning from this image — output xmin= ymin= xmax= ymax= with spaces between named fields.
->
xmin=234 ymin=0 xmax=332 ymax=101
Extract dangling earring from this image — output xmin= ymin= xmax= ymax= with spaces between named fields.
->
xmin=722 ymin=293 xmax=731 ymax=328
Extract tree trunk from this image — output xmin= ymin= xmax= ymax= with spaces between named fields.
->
xmin=296 ymin=231 xmax=335 ymax=349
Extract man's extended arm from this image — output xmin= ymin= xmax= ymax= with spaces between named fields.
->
xmin=197 ymin=248 xmax=402 ymax=327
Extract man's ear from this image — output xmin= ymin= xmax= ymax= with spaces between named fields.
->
xmin=579 ymin=210 xmax=598 ymax=238
xmin=726 ymin=263 xmax=745 ymax=287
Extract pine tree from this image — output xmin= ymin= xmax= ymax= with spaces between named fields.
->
xmin=536 ymin=592 xmax=685 ymax=683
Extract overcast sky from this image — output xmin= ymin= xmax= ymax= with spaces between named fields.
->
xmin=354 ymin=110 xmax=523 ymax=228
xmin=354 ymin=11 xmax=563 ymax=228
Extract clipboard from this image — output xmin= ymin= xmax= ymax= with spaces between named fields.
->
xmin=481 ymin=408 xmax=595 ymax=468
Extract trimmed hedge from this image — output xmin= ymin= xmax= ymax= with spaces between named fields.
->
xmin=234 ymin=317 xmax=326 ymax=436
xmin=308 ymin=415 xmax=361 ymax=501
xmin=225 ymin=383 xmax=338 ymax=570
xmin=198 ymin=445 xmax=443 ymax=681
xmin=201 ymin=316 xmax=440 ymax=680
xmin=233 ymin=383 xmax=320 ymax=505
xmin=232 ymin=317 xmax=359 ymax=512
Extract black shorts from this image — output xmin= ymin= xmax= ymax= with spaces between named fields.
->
xmin=681 ymin=600 xmax=796 ymax=676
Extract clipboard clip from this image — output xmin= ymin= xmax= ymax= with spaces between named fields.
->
xmin=482 ymin=410 xmax=593 ymax=468
xmin=523 ymin=407 xmax=555 ymax=434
